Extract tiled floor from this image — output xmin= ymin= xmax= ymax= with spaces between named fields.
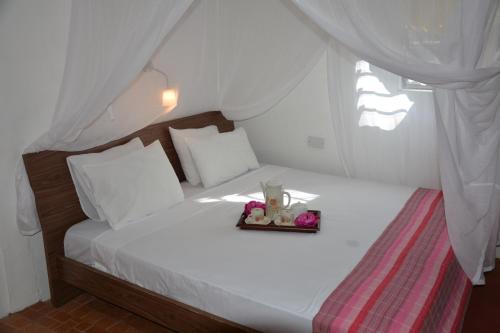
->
xmin=0 ymin=294 xmax=173 ymax=333
xmin=1 ymin=261 xmax=499 ymax=333
xmin=462 ymin=260 xmax=500 ymax=333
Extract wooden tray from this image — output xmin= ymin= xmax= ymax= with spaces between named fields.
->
xmin=236 ymin=210 xmax=321 ymax=233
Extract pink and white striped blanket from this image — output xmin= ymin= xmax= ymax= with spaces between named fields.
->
xmin=313 ymin=189 xmax=471 ymax=333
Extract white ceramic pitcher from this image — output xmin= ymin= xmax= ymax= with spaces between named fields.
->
xmin=260 ymin=181 xmax=291 ymax=219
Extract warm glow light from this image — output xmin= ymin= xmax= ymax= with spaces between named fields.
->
xmin=162 ymin=88 xmax=178 ymax=110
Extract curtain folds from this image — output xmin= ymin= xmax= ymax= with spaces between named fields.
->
xmin=292 ymin=0 xmax=500 ymax=87
xmin=16 ymin=0 xmax=193 ymax=235
xmin=327 ymin=42 xmax=440 ymax=189
xmin=292 ymin=0 xmax=500 ymax=283
xmin=217 ymin=0 xmax=327 ymax=120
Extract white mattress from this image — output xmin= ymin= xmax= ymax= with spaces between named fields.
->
xmin=64 ymin=181 xmax=207 ymax=266
xmin=64 ymin=165 xmax=415 ymax=333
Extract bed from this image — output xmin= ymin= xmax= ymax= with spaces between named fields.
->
xmin=23 ymin=111 xmax=470 ymax=332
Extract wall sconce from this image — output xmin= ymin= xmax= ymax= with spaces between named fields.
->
xmin=143 ymin=61 xmax=178 ymax=111
xmin=162 ymin=89 xmax=178 ymax=109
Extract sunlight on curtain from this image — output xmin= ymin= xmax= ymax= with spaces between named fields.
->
xmin=355 ymin=61 xmax=414 ymax=131
xmin=406 ymin=0 xmax=456 ymax=49
xmin=327 ymin=42 xmax=439 ymax=189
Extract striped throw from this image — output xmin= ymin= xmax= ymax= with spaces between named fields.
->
xmin=313 ymin=189 xmax=471 ymax=333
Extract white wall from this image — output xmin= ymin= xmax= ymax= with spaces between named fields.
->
xmin=0 ymin=0 xmax=70 ymax=316
xmin=237 ymin=53 xmax=345 ymax=176
xmin=0 ymin=250 xmax=9 ymax=318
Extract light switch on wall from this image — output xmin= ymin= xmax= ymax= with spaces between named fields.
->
xmin=307 ymin=136 xmax=325 ymax=149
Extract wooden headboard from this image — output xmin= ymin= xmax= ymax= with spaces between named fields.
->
xmin=23 ymin=111 xmax=234 ymax=305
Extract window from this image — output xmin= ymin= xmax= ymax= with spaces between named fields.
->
xmin=355 ymin=61 xmax=414 ymax=131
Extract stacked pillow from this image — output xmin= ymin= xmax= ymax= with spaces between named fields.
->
xmin=170 ymin=126 xmax=259 ymax=188
xmin=67 ymin=139 xmax=183 ymax=229
xmin=67 ymin=138 xmax=145 ymax=222
xmin=169 ymin=125 xmax=218 ymax=186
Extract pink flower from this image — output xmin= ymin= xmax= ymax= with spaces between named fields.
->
xmin=244 ymin=201 xmax=266 ymax=216
xmin=294 ymin=212 xmax=318 ymax=228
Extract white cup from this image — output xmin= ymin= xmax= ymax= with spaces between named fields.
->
xmin=290 ymin=203 xmax=308 ymax=217
xmin=276 ymin=209 xmax=294 ymax=225
xmin=251 ymin=207 xmax=265 ymax=223
xmin=251 ymin=207 xmax=265 ymax=217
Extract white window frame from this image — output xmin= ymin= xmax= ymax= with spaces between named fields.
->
xmin=401 ymin=77 xmax=433 ymax=92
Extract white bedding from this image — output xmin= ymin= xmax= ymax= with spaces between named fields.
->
xmin=64 ymin=181 xmax=207 ymax=265
xmin=64 ymin=165 xmax=415 ymax=333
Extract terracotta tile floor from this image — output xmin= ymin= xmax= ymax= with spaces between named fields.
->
xmin=0 ymin=294 xmax=174 ymax=333
xmin=462 ymin=260 xmax=500 ymax=333
xmin=1 ymin=260 xmax=499 ymax=333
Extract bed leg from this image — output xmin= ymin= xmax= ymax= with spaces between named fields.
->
xmin=49 ymin=279 xmax=82 ymax=307
xmin=47 ymin=256 xmax=82 ymax=307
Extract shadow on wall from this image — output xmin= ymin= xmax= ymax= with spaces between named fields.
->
xmin=355 ymin=61 xmax=414 ymax=131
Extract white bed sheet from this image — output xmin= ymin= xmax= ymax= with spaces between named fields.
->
xmin=64 ymin=220 xmax=109 ymax=267
xmin=64 ymin=181 xmax=207 ymax=266
xmin=65 ymin=165 xmax=415 ymax=333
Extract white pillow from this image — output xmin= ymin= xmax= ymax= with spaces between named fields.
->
xmin=169 ymin=125 xmax=219 ymax=186
xmin=81 ymin=140 xmax=184 ymax=230
xmin=67 ymin=137 xmax=144 ymax=221
xmin=187 ymin=128 xmax=259 ymax=188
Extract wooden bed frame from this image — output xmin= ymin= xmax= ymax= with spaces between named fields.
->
xmin=23 ymin=111 xmax=257 ymax=332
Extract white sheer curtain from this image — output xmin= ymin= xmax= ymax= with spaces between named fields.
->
xmin=156 ymin=0 xmax=327 ymax=122
xmin=217 ymin=0 xmax=326 ymax=120
xmin=292 ymin=0 xmax=500 ymax=283
xmin=16 ymin=0 xmax=193 ymax=235
xmin=327 ymin=42 xmax=440 ymax=189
